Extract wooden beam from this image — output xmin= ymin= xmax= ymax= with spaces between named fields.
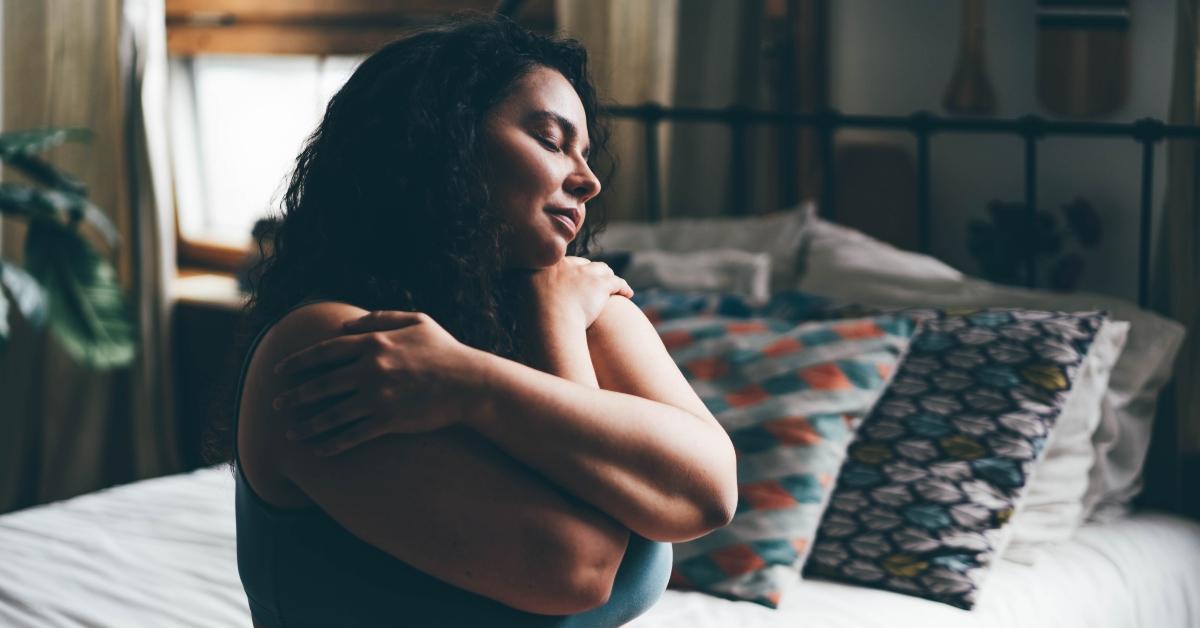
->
xmin=166 ymin=0 xmax=556 ymax=55
xmin=165 ymin=0 xmax=555 ymax=30
xmin=166 ymin=0 xmax=497 ymax=21
xmin=168 ymin=22 xmax=420 ymax=55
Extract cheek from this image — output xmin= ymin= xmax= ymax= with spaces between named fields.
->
xmin=484 ymin=136 xmax=562 ymax=223
xmin=499 ymin=147 xmax=559 ymax=195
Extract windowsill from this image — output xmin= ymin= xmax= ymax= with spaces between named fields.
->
xmin=174 ymin=269 xmax=247 ymax=312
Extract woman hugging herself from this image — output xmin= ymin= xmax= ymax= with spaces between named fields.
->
xmin=228 ymin=15 xmax=738 ymax=628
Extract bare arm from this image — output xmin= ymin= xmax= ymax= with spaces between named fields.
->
xmin=276 ymin=277 xmax=737 ymax=543
xmin=245 ymin=302 xmax=628 ymax=615
xmin=469 ymin=296 xmax=738 ymax=543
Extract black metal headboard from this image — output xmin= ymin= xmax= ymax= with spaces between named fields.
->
xmin=601 ymin=104 xmax=1200 ymax=310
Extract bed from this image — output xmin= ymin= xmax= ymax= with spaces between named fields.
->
xmin=1 ymin=465 xmax=1197 ymax=628
xmin=3 ymin=211 xmax=1198 ymax=624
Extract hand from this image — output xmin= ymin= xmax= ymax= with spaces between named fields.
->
xmin=516 ymin=256 xmax=634 ymax=329
xmin=272 ymin=310 xmax=480 ymax=456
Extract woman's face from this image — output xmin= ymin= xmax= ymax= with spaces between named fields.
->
xmin=483 ymin=67 xmax=601 ymax=270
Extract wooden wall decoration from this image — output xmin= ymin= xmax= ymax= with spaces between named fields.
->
xmin=765 ymin=0 xmax=828 ymax=208
xmin=944 ymin=0 xmax=997 ymax=116
xmin=1036 ymin=0 xmax=1131 ymax=118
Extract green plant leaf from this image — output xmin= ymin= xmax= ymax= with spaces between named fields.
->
xmin=4 ymin=153 xmax=88 ymax=195
xmin=75 ymin=199 xmax=121 ymax=249
xmin=23 ymin=219 xmax=135 ymax=369
xmin=0 ymin=261 xmax=48 ymax=327
xmin=0 ymin=183 xmax=119 ymax=247
xmin=0 ymin=183 xmax=39 ymax=219
xmin=0 ymin=128 xmax=92 ymax=159
xmin=1062 ymin=197 xmax=1102 ymax=249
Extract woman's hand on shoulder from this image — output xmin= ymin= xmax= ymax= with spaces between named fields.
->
xmin=273 ymin=309 xmax=484 ymax=455
xmin=514 ymin=256 xmax=633 ymax=329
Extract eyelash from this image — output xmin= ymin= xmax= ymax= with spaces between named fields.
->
xmin=537 ymin=134 xmax=589 ymax=161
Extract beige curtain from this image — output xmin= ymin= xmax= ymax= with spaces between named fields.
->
xmin=0 ymin=0 xmax=179 ymax=513
xmin=556 ymin=0 xmax=679 ymax=221
xmin=665 ymin=1 xmax=777 ymax=217
xmin=556 ymin=0 xmax=790 ymax=221
xmin=1159 ymin=0 xmax=1200 ymax=519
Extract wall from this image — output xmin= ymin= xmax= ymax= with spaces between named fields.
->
xmin=829 ymin=0 xmax=1176 ymax=302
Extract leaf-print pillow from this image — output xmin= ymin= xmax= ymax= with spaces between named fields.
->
xmin=632 ymin=289 xmax=916 ymax=608
xmin=802 ymin=308 xmax=1105 ymax=609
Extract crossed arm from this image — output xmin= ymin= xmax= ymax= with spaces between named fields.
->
xmin=478 ymin=295 xmax=738 ymax=541
xmin=244 ymin=296 xmax=736 ymax=614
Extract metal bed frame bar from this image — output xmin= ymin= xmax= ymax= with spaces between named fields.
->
xmin=602 ymin=104 xmax=1200 ymax=308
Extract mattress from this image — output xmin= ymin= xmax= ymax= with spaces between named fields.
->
xmin=0 ymin=467 xmax=1197 ymax=628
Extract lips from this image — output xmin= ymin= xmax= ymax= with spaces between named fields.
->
xmin=545 ymin=207 xmax=580 ymax=237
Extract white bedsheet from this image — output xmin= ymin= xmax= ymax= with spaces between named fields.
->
xmin=0 ymin=467 xmax=1196 ymax=628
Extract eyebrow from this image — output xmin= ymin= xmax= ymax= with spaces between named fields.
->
xmin=526 ymin=110 xmax=591 ymax=158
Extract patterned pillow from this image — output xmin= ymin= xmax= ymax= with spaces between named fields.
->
xmin=633 ymin=290 xmax=916 ymax=607
xmin=802 ymin=308 xmax=1106 ymax=609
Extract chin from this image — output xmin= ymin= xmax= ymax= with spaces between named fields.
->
xmin=506 ymin=239 xmax=567 ymax=270
xmin=530 ymin=249 xmax=566 ymax=268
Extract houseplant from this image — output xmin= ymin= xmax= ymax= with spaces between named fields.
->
xmin=0 ymin=128 xmax=135 ymax=368
xmin=966 ymin=197 xmax=1102 ymax=291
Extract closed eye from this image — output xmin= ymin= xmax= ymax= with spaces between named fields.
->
xmin=535 ymin=135 xmax=561 ymax=153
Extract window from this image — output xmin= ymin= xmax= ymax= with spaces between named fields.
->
xmin=169 ymin=54 xmax=362 ymax=250
xmin=165 ymin=0 xmax=555 ymax=271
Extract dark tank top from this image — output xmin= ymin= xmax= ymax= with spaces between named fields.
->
xmin=234 ymin=301 xmax=672 ymax=627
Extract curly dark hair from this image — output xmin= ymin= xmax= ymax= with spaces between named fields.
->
xmin=204 ymin=14 xmax=610 ymax=464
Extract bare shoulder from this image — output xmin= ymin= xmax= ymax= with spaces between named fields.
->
xmin=256 ymin=301 xmax=371 ymax=364
xmin=589 ymin=294 xmax=654 ymax=336
xmin=246 ymin=301 xmax=372 ymax=408
xmin=238 ymin=301 xmax=370 ymax=506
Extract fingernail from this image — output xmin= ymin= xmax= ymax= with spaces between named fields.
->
xmin=273 ymin=397 xmax=285 ymax=410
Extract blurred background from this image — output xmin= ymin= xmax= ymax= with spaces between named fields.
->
xmin=0 ymin=0 xmax=1195 ymax=522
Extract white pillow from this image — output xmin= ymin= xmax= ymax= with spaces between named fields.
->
xmin=796 ymin=215 xmax=1187 ymax=523
xmin=1003 ymin=319 xmax=1129 ymax=564
xmin=621 ymin=249 xmax=772 ymax=304
xmin=595 ymin=202 xmax=812 ymax=294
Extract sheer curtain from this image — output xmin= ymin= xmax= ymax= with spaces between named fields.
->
xmin=1159 ymin=0 xmax=1200 ymax=519
xmin=0 ymin=0 xmax=179 ymax=513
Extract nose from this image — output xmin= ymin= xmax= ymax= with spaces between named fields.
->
xmin=566 ymin=157 xmax=601 ymax=204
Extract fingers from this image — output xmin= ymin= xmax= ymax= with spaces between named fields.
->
xmin=274 ymin=369 xmax=358 ymax=411
xmin=312 ymin=417 xmax=389 ymax=457
xmin=287 ymin=397 xmax=369 ymax=440
xmin=613 ymin=277 xmax=634 ymax=299
xmin=582 ymin=261 xmax=632 ymax=297
xmin=566 ymin=257 xmax=618 ymax=277
xmin=343 ymin=310 xmax=426 ymax=333
xmin=275 ymin=336 xmax=363 ymax=376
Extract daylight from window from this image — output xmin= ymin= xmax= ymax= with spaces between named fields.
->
xmin=169 ymin=55 xmax=362 ymax=248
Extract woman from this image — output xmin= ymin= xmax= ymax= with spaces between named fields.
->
xmin=231 ymin=15 xmax=738 ymax=627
